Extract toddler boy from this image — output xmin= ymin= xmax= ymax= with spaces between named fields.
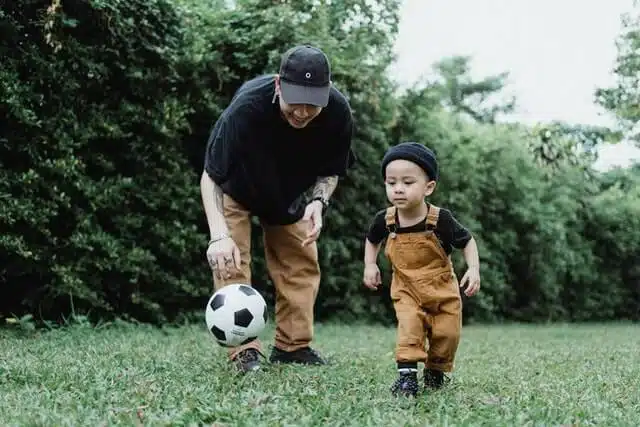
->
xmin=363 ymin=142 xmax=481 ymax=397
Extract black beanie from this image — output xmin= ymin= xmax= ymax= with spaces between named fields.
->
xmin=381 ymin=142 xmax=439 ymax=181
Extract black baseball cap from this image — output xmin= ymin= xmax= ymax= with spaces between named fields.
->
xmin=278 ymin=45 xmax=331 ymax=107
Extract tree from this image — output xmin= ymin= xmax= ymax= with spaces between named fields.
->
xmin=423 ymin=56 xmax=516 ymax=124
xmin=595 ymin=0 xmax=640 ymax=144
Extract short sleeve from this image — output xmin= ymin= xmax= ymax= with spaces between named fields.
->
xmin=366 ymin=209 xmax=389 ymax=244
xmin=437 ymin=209 xmax=472 ymax=250
xmin=317 ymin=108 xmax=356 ymax=177
xmin=203 ymin=104 xmax=251 ymax=185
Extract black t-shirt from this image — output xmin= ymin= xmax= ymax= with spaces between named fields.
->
xmin=366 ymin=206 xmax=472 ymax=255
xmin=204 ymin=74 xmax=355 ymax=225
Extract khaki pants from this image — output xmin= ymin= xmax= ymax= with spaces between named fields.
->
xmin=213 ymin=194 xmax=321 ymax=360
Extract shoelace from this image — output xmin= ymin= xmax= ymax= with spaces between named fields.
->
xmin=425 ymin=370 xmax=450 ymax=387
xmin=238 ymin=349 xmax=259 ymax=363
xmin=392 ymin=374 xmax=419 ymax=394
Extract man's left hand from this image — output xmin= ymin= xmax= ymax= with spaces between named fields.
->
xmin=301 ymin=200 xmax=324 ymax=246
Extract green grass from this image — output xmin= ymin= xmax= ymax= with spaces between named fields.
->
xmin=1 ymin=321 xmax=638 ymax=426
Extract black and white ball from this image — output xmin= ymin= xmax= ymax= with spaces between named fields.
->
xmin=205 ymin=284 xmax=268 ymax=347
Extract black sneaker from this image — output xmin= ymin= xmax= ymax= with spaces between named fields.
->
xmin=269 ymin=346 xmax=327 ymax=365
xmin=391 ymin=372 xmax=419 ymax=397
xmin=424 ymin=368 xmax=450 ymax=389
xmin=232 ymin=348 xmax=261 ymax=373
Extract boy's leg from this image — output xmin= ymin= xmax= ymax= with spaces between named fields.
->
xmin=212 ymin=194 xmax=263 ymax=372
xmin=261 ymin=219 xmax=325 ymax=365
xmin=424 ymin=293 xmax=462 ymax=388
xmin=391 ymin=289 xmax=428 ymax=397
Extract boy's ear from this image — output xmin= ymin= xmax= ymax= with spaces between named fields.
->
xmin=425 ymin=180 xmax=437 ymax=196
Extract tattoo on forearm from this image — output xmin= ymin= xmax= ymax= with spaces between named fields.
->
xmin=312 ymin=175 xmax=339 ymax=200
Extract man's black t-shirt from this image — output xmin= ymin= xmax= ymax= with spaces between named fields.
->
xmin=366 ymin=206 xmax=472 ymax=255
xmin=204 ymin=74 xmax=355 ymax=225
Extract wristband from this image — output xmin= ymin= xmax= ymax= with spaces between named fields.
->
xmin=310 ymin=196 xmax=329 ymax=210
xmin=208 ymin=234 xmax=229 ymax=246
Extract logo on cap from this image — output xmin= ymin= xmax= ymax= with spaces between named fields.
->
xmin=278 ymin=45 xmax=332 ymax=107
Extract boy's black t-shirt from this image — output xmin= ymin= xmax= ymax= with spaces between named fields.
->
xmin=366 ymin=206 xmax=472 ymax=255
xmin=204 ymin=74 xmax=355 ymax=225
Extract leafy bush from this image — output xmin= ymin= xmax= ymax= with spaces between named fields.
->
xmin=1 ymin=0 xmax=638 ymax=326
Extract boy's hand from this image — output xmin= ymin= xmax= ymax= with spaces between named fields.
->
xmin=363 ymin=263 xmax=382 ymax=290
xmin=460 ymin=266 xmax=480 ymax=296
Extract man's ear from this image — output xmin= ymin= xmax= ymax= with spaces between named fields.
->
xmin=274 ymin=74 xmax=281 ymax=93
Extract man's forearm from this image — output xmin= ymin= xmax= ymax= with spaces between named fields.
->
xmin=200 ymin=171 xmax=229 ymax=240
xmin=312 ymin=175 xmax=339 ymax=200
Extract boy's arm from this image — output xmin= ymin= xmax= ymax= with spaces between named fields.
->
xmin=363 ymin=238 xmax=383 ymax=289
xmin=364 ymin=238 xmax=381 ymax=265
xmin=461 ymin=236 xmax=481 ymax=296
xmin=363 ymin=209 xmax=387 ymax=265
xmin=462 ymin=237 xmax=480 ymax=270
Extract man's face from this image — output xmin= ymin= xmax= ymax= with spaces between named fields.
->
xmin=275 ymin=76 xmax=323 ymax=129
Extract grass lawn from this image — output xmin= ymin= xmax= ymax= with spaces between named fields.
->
xmin=1 ymin=320 xmax=638 ymax=426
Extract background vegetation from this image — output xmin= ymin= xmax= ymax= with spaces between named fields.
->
xmin=1 ymin=0 xmax=639 ymax=326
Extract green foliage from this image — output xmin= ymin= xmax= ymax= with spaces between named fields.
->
xmin=425 ymin=56 xmax=517 ymax=124
xmin=578 ymin=169 xmax=640 ymax=320
xmin=1 ymin=0 xmax=638 ymax=326
xmin=1 ymin=0 xmax=211 ymax=323
xmin=595 ymin=0 xmax=640 ymax=143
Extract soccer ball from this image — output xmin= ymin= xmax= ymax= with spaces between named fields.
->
xmin=204 ymin=283 xmax=268 ymax=347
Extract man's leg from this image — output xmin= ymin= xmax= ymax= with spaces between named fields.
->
xmin=212 ymin=194 xmax=263 ymax=372
xmin=261 ymin=218 xmax=325 ymax=365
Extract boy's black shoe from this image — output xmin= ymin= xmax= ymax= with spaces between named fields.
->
xmin=391 ymin=372 xmax=419 ymax=397
xmin=424 ymin=368 xmax=450 ymax=389
xmin=232 ymin=348 xmax=261 ymax=373
xmin=269 ymin=346 xmax=327 ymax=365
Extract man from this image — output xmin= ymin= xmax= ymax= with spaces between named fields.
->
xmin=200 ymin=45 xmax=355 ymax=373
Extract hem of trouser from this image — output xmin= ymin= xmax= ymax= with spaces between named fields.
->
xmin=396 ymin=346 xmax=428 ymax=363
xmin=274 ymin=339 xmax=311 ymax=353
xmin=425 ymin=361 xmax=454 ymax=372
xmin=227 ymin=338 xmax=263 ymax=360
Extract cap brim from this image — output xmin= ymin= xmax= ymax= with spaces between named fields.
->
xmin=280 ymin=80 xmax=330 ymax=107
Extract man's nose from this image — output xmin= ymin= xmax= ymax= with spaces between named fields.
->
xmin=294 ymin=106 xmax=309 ymax=118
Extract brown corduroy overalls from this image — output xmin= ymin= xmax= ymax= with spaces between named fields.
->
xmin=384 ymin=204 xmax=462 ymax=372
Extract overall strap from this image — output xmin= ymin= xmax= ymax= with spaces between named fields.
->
xmin=385 ymin=206 xmax=398 ymax=236
xmin=425 ymin=204 xmax=440 ymax=228
xmin=385 ymin=206 xmax=397 ymax=226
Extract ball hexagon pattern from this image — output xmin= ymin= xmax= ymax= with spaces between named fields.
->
xmin=204 ymin=283 xmax=268 ymax=347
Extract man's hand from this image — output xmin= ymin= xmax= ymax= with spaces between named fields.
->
xmin=363 ymin=263 xmax=382 ymax=290
xmin=207 ymin=235 xmax=241 ymax=279
xmin=460 ymin=265 xmax=481 ymax=297
xmin=301 ymin=200 xmax=324 ymax=246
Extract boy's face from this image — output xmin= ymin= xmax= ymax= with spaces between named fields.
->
xmin=384 ymin=159 xmax=436 ymax=210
